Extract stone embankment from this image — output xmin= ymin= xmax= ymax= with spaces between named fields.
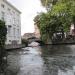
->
xmin=5 ymin=44 xmax=25 ymax=50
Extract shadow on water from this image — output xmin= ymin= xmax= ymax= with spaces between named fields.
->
xmin=41 ymin=45 xmax=74 ymax=56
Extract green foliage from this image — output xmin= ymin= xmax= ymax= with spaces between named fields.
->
xmin=34 ymin=13 xmax=62 ymax=42
xmin=0 ymin=20 xmax=7 ymax=57
xmin=21 ymin=39 xmax=28 ymax=47
xmin=40 ymin=0 xmax=58 ymax=11
xmin=0 ymin=20 xmax=7 ymax=68
xmin=40 ymin=0 xmax=58 ymax=6
xmin=0 ymin=20 xmax=7 ymax=48
xmin=51 ymin=0 xmax=75 ymax=30
xmin=34 ymin=0 xmax=75 ymax=43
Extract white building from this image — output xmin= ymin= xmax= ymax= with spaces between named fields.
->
xmin=0 ymin=0 xmax=21 ymax=45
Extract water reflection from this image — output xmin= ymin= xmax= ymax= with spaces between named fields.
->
xmin=5 ymin=47 xmax=44 ymax=75
xmin=42 ymin=45 xmax=75 ymax=75
xmin=43 ymin=56 xmax=75 ymax=75
xmin=4 ymin=45 xmax=75 ymax=75
xmin=41 ymin=45 xmax=74 ymax=56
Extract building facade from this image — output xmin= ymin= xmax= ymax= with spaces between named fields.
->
xmin=0 ymin=0 xmax=21 ymax=45
xmin=34 ymin=25 xmax=40 ymax=39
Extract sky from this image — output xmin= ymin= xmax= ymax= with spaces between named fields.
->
xmin=7 ymin=0 xmax=46 ymax=35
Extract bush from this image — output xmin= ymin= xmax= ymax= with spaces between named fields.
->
xmin=0 ymin=20 xmax=7 ymax=70
xmin=21 ymin=39 xmax=28 ymax=47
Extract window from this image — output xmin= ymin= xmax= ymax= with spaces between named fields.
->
xmin=8 ymin=25 xmax=11 ymax=37
xmin=13 ymin=17 xmax=16 ymax=25
xmin=17 ymin=18 xmax=19 ymax=25
xmin=1 ymin=11 xmax=5 ymax=21
xmin=13 ymin=28 xmax=16 ymax=37
xmin=17 ymin=29 xmax=19 ymax=36
xmin=1 ymin=4 xmax=5 ymax=8
xmin=12 ymin=11 xmax=16 ymax=24
xmin=9 ymin=40 xmax=11 ymax=42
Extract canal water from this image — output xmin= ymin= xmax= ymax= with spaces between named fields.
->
xmin=4 ymin=45 xmax=75 ymax=75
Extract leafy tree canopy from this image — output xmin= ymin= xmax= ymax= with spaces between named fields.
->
xmin=40 ymin=0 xmax=58 ymax=7
xmin=34 ymin=0 xmax=75 ymax=42
xmin=0 ymin=20 xmax=7 ymax=47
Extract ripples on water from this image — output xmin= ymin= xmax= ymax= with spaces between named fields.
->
xmin=3 ymin=45 xmax=75 ymax=75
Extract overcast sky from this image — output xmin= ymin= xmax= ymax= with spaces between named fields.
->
xmin=7 ymin=0 xmax=46 ymax=35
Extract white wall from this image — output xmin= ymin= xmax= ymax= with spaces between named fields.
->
xmin=0 ymin=0 xmax=21 ymax=44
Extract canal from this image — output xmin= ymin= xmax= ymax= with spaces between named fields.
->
xmin=4 ymin=45 xmax=75 ymax=75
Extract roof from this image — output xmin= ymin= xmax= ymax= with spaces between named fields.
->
xmin=23 ymin=33 xmax=35 ymax=37
xmin=3 ymin=0 xmax=21 ymax=13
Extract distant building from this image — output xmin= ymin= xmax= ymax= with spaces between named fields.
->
xmin=0 ymin=0 xmax=21 ymax=45
xmin=34 ymin=25 xmax=40 ymax=39
xmin=22 ymin=33 xmax=35 ymax=40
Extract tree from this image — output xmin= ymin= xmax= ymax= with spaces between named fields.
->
xmin=40 ymin=0 xmax=58 ymax=6
xmin=34 ymin=0 xmax=75 ymax=43
xmin=40 ymin=0 xmax=58 ymax=11
xmin=0 ymin=20 xmax=7 ymax=48
xmin=34 ymin=13 xmax=62 ymax=43
xmin=51 ymin=0 xmax=75 ymax=31
xmin=0 ymin=20 xmax=7 ymax=69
